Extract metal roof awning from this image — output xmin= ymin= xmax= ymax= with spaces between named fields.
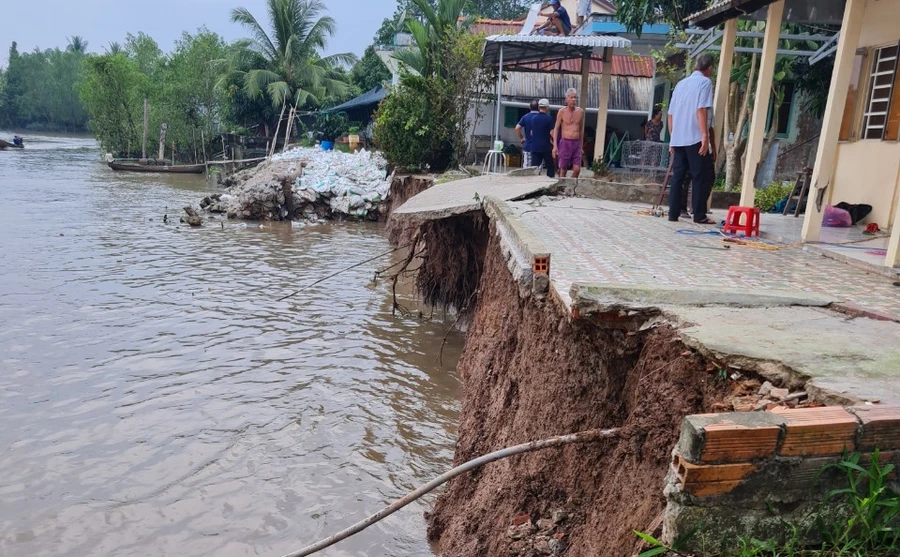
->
xmin=688 ymin=0 xmax=846 ymax=29
xmin=324 ymin=86 xmax=388 ymax=114
xmin=686 ymin=0 xmax=780 ymax=29
xmin=482 ymin=34 xmax=632 ymax=74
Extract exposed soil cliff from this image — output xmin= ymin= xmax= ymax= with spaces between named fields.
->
xmin=426 ymin=225 xmax=733 ymax=557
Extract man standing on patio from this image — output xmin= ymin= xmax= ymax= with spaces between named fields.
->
xmin=667 ymin=53 xmax=715 ymax=224
xmin=553 ymin=88 xmax=585 ymax=178
xmin=530 ymin=99 xmax=556 ymax=178
xmin=516 ymin=99 xmax=540 ymax=167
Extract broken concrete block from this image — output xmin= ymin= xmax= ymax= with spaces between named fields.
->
xmin=758 ymin=381 xmax=773 ymax=396
xmin=769 ymin=388 xmax=790 ymax=400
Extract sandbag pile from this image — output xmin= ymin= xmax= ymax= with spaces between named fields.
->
xmin=201 ymin=148 xmax=391 ymax=221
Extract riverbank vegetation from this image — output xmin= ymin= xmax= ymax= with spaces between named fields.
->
xmin=0 ymin=0 xmax=515 ymax=162
xmin=374 ymin=0 xmax=494 ymax=172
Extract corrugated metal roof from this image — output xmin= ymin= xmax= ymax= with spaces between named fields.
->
xmin=486 ymin=34 xmax=631 ymax=49
xmin=508 ymin=55 xmax=653 ymax=77
xmin=501 ymin=72 xmax=652 ymax=113
xmin=686 ymin=0 xmax=779 ymax=28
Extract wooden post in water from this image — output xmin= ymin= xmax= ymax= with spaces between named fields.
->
xmin=172 ymin=141 xmax=176 ymax=166
xmin=192 ymin=128 xmax=198 ymax=164
xmin=200 ymin=130 xmax=208 ymax=173
xmin=158 ymin=122 xmax=168 ymax=162
xmin=270 ymin=103 xmax=287 ymax=159
xmin=142 ymin=99 xmax=149 ymax=160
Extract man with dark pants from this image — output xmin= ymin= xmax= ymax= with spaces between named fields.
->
xmin=515 ymin=99 xmax=540 ymax=167
xmin=528 ymin=99 xmax=556 ymax=178
xmin=667 ymin=53 xmax=715 ymax=224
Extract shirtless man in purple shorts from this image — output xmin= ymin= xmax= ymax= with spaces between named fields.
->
xmin=552 ymin=88 xmax=585 ymax=178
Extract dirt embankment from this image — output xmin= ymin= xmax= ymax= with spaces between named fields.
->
xmin=425 ymin=222 xmax=733 ymax=557
xmin=385 ymin=175 xmax=434 ymax=245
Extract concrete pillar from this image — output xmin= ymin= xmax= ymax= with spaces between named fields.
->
xmin=801 ymin=0 xmax=866 ymax=243
xmin=708 ymin=18 xmax=738 ymax=210
xmin=579 ymin=53 xmax=590 ymax=116
xmin=887 ymin=195 xmax=900 ymax=268
xmin=713 ymin=19 xmax=737 ymax=161
xmin=594 ymin=47 xmax=612 ymax=163
xmin=739 ymin=0 xmax=784 ymax=207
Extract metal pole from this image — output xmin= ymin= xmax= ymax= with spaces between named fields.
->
xmin=494 ymin=44 xmax=504 ymax=144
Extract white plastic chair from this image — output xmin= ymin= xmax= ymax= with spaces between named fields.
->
xmin=482 ymin=150 xmax=507 ymax=176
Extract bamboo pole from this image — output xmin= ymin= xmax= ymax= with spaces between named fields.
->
xmin=200 ymin=130 xmax=208 ymax=173
xmin=142 ymin=98 xmax=148 ymax=160
xmin=270 ymin=103 xmax=287 ymax=159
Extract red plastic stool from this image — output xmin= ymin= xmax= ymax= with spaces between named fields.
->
xmin=723 ymin=206 xmax=761 ymax=237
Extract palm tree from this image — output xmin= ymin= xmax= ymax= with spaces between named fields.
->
xmin=105 ymin=42 xmax=123 ymax=55
xmin=228 ymin=0 xmax=357 ymax=110
xmin=66 ymin=36 xmax=88 ymax=54
xmin=393 ymin=0 xmax=467 ymax=78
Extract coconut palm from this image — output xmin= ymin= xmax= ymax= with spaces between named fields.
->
xmin=228 ymin=0 xmax=357 ymax=110
xmin=393 ymin=0 xmax=468 ymax=78
xmin=66 ymin=36 xmax=88 ymax=54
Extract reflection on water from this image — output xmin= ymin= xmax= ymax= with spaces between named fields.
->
xmin=0 ymin=133 xmax=462 ymax=556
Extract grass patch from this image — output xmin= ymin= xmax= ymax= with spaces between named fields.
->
xmin=635 ymin=450 xmax=900 ymax=557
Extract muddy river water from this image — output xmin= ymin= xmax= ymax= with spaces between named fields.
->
xmin=0 ymin=134 xmax=461 ymax=556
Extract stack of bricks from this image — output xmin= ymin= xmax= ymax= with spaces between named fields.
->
xmin=662 ymin=405 xmax=900 ymax=552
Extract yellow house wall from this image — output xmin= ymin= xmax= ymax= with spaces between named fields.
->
xmin=830 ymin=0 xmax=900 ymax=227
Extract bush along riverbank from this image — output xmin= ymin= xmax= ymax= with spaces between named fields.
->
xmin=200 ymin=148 xmax=394 ymax=222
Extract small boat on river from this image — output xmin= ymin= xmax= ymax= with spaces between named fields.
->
xmin=107 ymin=161 xmax=205 ymax=174
xmin=0 ymin=138 xmax=25 ymax=149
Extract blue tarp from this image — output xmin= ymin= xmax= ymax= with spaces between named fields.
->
xmin=324 ymin=87 xmax=389 ymax=114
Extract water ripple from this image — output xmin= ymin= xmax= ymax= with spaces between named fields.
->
xmin=0 ymin=134 xmax=462 ymax=557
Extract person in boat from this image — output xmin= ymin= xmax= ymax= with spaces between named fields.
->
xmin=13 ymin=135 xmax=23 ymax=146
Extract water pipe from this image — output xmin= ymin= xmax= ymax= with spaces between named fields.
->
xmin=280 ymin=427 xmax=622 ymax=557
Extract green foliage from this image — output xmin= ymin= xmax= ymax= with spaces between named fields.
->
xmin=616 ymin=0 xmax=707 ymax=35
xmin=226 ymin=0 xmax=357 ymax=111
xmin=393 ymin=0 xmax=467 ymax=78
xmin=820 ymin=450 xmax=900 ymax=552
xmin=78 ymin=29 xmax=231 ymax=158
xmin=464 ymin=0 xmax=529 ymax=19
xmin=755 ymin=182 xmax=794 ymax=212
xmin=351 ymin=46 xmax=391 ymax=92
xmin=315 ymin=112 xmax=348 ymax=142
xmin=374 ymin=75 xmax=455 ymax=171
xmin=793 ymin=55 xmax=836 ymax=120
xmin=77 ymin=54 xmax=146 ymax=154
xmin=634 ymin=451 xmax=900 ymax=557
xmin=0 ymin=40 xmax=89 ymax=131
xmin=375 ymin=4 xmax=489 ymax=172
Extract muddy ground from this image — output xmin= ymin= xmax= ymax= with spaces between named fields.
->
xmin=422 ymin=222 xmax=741 ymax=557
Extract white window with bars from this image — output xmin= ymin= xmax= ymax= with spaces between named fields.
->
xmin=862 ymin=44 xmax=899 ymax=140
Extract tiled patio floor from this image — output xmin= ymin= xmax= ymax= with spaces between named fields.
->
xmin=506 ymin=197 xmax=900 ymax=319
xmin=760 ymin=214 xmax=895 ymax=272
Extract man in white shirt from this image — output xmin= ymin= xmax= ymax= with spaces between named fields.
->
xmin=667 ymin=53 xmax=715 ymax=223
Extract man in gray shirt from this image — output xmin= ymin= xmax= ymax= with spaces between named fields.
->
xmin=667 ymin=54 xmax=715 ymax=223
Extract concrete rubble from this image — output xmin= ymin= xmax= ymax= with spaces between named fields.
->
xmin=201 ymin=148 xmax=391 ymax=221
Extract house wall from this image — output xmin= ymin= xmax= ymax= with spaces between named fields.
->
xmin=829 ymin=0 xmax=900 ymax=227
xmin=469 ymin=102 xmax=644 ymax=162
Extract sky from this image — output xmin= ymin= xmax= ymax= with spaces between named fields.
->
xmin=0 ymin=0 xmax=397 ymax=67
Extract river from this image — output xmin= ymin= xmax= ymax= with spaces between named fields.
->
xmin=0 ymin=134 xmax=462 ymax=557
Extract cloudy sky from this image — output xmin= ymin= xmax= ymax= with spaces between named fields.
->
xmin=0 ymin=0 xmax=397 ymax=66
